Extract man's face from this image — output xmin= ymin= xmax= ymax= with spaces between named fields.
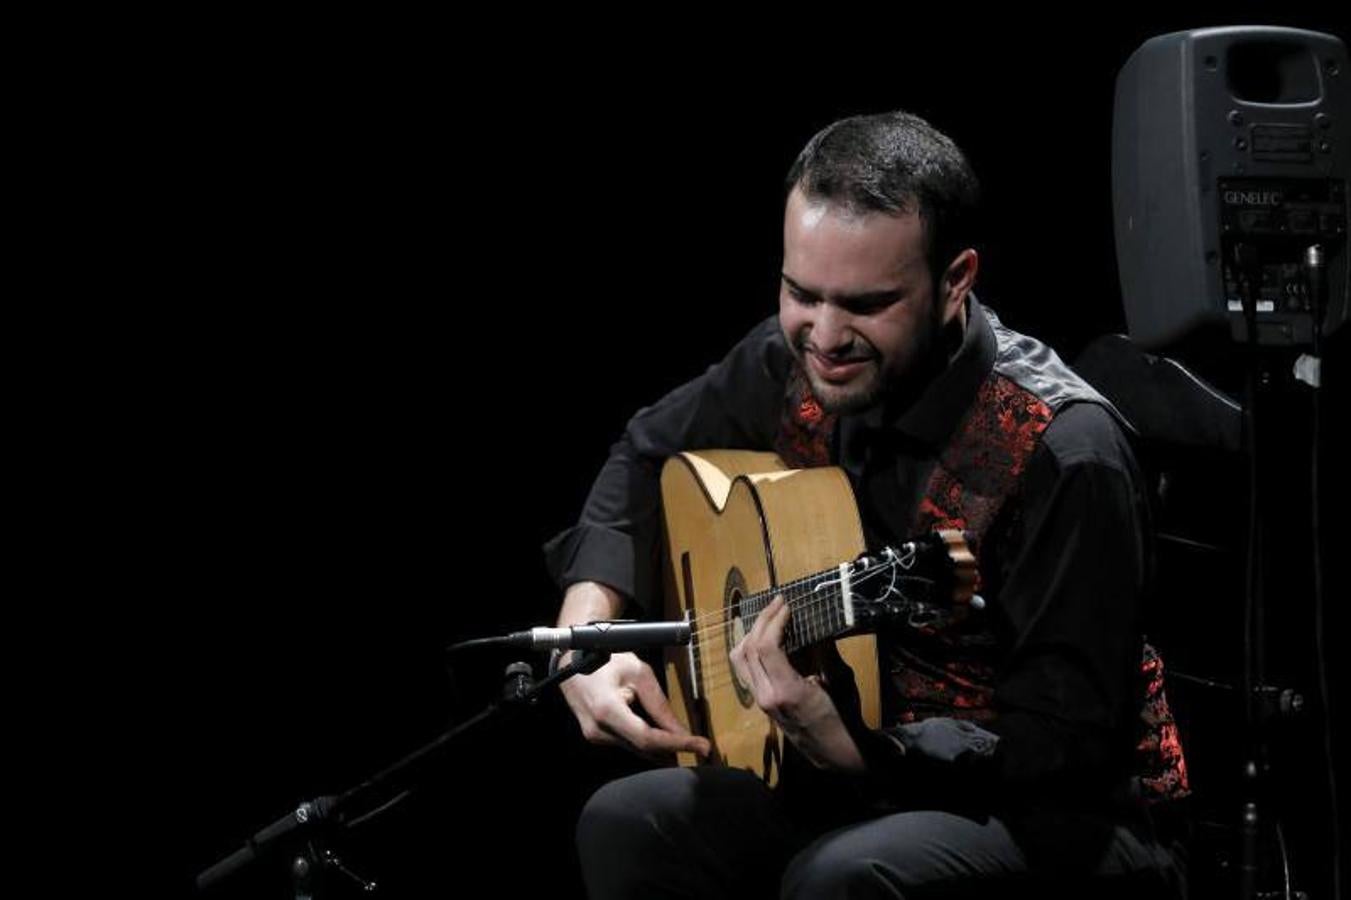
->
xmin=779 ymin=187 xmax=957 ymax=414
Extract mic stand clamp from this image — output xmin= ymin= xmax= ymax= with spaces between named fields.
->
xmin=291 ymin=845 xmax=377 ymax=900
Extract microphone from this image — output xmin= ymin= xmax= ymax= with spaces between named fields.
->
xmin=506 ymin=620 xmax=691 ymax=651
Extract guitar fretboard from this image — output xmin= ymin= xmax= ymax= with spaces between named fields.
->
xmin=740 ymin=563 xmax=855 ymax=652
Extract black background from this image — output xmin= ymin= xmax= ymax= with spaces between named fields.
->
xmin=121 ymin=11 xmax=1351 ymax=899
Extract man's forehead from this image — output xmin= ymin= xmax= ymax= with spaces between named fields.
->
xmin=797 ymin=200 xmax=834 ymax=229
xmin=785 ymin=192 xmax=926 ymax=281
xmin=787 ymin=195 xmax=924 ymax=255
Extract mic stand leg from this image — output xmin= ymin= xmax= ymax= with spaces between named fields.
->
xmin=200 ymin=650 xmax=614 ymax=895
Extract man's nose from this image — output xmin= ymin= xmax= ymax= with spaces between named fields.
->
xmin=810 ymin=304 xmax=854 ymax=354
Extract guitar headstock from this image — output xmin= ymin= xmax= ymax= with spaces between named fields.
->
xmin=847 ymin=529 xmax=981 ymax=631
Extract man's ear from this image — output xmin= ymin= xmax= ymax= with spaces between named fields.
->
xmin=939 ymin=249 xmax=979 ymax=325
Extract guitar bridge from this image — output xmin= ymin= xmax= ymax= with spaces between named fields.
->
xmin=684 ymin=609 xmax=700 ymax=701
xmin=679 ymin=552 xmax=704 ymax=702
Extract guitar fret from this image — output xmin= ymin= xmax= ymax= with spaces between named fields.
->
xmin=826 ymin=580 xmax=836 ymax=638
xmin=749 ymin=564 xmax=858 ymax=655
xmin=803 ymin=583 xmax=813 ymax=648
xmin=811 ymin=579 xmax=820 ymax=646
xmin=812 ymin=577 xmax=823 ymax=650
xmin=795 ymin=582 xmax=806 ymax=651
xmin=799 ymin=584 xmax=809 ymax=651
xmin=824 ymin=587 xmax=831 ymax=640
xmin=799 ymin=578 xmax=810 ymax=648
xmin=794 ymin=584 xmax=805 ymax=651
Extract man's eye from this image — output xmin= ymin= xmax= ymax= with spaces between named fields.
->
xmin=849 ymin=296 xmax=899 ymax=315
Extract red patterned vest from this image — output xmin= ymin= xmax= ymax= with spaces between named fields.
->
xmin=773 ymin=316 xmax=1189 ymax=804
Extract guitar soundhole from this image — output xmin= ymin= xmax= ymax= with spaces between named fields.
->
xmin=723 ymin=568 xmax=755 ymax=710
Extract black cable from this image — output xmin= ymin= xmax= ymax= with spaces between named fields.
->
xmin=1236 ymin=242 xmax=1262 ymax=743
xmin=446 ymin=635 xmax=510 ymax=653
xmin=1235 ymin=241 xmax=1263 ymax=900
xmin=1276 ymin=820 xmax=1294 ymax=900
xmin=1169 ymin=670 xmax=1237 ymax=692
xmin=345 ymin=789 xmax=412 ymax=830
xmin=1305 ymin=243 xmax=1341 ymax=900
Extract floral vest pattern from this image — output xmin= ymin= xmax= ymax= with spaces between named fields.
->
xmin=772 ymin=328 xmax=1190 ymax=804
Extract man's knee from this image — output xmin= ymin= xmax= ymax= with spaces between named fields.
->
xmin=578 ymin=768 xmax=784 ymax=899
xmin=576 ymin=771 xmax=686 ymax=898
xmin=782 ymin=849 xmax=902 ymax=900
xmin=781 ymin=811 xmax=1024 ymax=899
xmin=781 ymin=827 xmax=928 ymax=900
xmin=576 ymin=770 xmax=670 ymax=859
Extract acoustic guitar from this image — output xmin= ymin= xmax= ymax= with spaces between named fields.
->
xmin=660 ymin=450 xmax=977 ymax=785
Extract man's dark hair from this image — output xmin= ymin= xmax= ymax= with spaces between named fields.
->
xmin=786 ymin=111 xmax=981 ymax=279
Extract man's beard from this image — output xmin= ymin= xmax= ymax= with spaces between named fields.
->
xmin=789 ymin=308 xmax=946 ymax=416
xmin=800 ymin=352 xmax=885 ymax=414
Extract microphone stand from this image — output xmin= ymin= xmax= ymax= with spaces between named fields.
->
xmin=196 ymin=649 xmax=613 ymax=898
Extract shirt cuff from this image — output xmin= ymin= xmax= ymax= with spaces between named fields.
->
xmin=542 ymin=523 xmax=638 ymax=600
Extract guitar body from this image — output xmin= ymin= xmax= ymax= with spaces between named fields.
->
xmin=660 ymin=450 xmax=881 ymax=785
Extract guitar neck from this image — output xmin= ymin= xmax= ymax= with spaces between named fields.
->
xmin=741 ymin=562 xmax=859 ymax=653
xmin=737 ymin=532 xmax=972 ymax=653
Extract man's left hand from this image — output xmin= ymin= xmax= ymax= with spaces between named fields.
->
xmin=728 ymin=594 xmax=866 ymax=772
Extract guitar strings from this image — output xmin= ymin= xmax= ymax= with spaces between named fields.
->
xmin=681 ymin=555 xmax=907 ymax=636
xmin=687 ymin=572 xmax=940 ymax=693
xmin=685 ymin=565 xmax=910 ymax=659
xmin=669 ymin=563 xmax=893 ymax=689
xmin=691 ymin=575 xmax=939 ymax=690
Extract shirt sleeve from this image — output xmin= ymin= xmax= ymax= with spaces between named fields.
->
xmin=542 ymin=315 xmax=791 ymax=616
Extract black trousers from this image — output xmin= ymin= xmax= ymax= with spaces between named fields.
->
xmin=576 ymin=767 xmax=1186 ymax=899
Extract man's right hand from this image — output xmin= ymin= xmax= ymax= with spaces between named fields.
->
xmin=560 ymin=652 xmax=711 ymax=759
xmin=556 ymin=580 xmax=711 ymax=759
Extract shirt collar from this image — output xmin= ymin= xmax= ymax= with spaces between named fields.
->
xmin=850 ymin=294 xmax=997 ymax=451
